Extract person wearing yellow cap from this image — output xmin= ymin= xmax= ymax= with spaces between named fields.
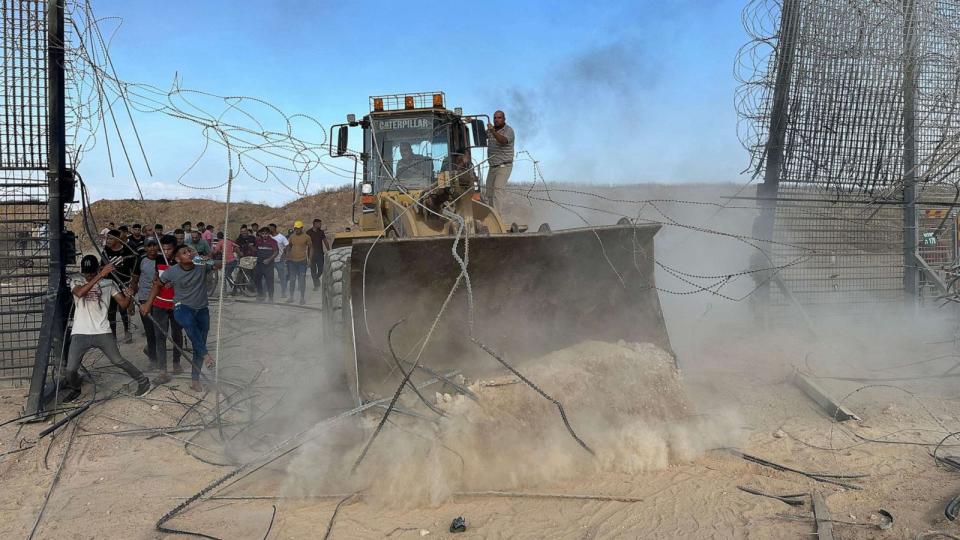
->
xmin=284 ymin=220 xmax=312 ymax=304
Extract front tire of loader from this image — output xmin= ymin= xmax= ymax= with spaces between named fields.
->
xmin=322 ymin=246 xmax=359 ymax=404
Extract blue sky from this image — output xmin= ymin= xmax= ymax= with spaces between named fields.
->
xmin=77 ymin=0 xmax=753 ymax=204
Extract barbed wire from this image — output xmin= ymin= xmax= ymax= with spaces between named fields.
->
xmin=65 ymin=0 xmax=341 ymax=199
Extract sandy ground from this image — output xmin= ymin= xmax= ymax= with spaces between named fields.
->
xmin=3 ymin=291 xmax=960 ymax=539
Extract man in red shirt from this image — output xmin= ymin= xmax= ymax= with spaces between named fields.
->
xmin=254 ymin=227 xmax=279 ymax=302
xmin=138 ymin=234 xmax=184 ymax=383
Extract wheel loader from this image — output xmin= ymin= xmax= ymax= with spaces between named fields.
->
xmin=324 ymin=92 xmax=672 ymax=405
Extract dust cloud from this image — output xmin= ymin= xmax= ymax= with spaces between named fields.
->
xmin=283 ymin=340 xmax=743 ymax=507
xmin=272 ymin=183 xmax=762 ymax=504
xmin=273 ymin=181 xmax=943 ymax=508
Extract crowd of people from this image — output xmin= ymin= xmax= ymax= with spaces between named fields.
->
xmin=65 ymin=217 xmax=330 ymax=396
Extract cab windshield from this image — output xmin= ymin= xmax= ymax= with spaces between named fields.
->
xmin=364 ymin=113 xmax=450 ymax=191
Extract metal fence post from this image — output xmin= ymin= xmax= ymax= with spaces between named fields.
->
xmin=24 ymin=0 xmax=67 ymax=417
xmin=755 ymin=0 xmax=800 ymax=311
xmin=902 ymin=0 xmax=919 ymax=301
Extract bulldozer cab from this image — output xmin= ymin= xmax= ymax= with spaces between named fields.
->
xmin=365 ymin=112 xmax=449 ymax=192
xmin=331 ymin=92 xmax=487 ymax=198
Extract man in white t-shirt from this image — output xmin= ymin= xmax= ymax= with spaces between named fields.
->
xmin=269 ymin=223 xmax=290 ymax=297
xmin=61 ymin=255 xmax=151 ymax=401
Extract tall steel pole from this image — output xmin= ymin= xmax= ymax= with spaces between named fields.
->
xmin=902 ymin=0 xmax=919 ymax=300
xmin=758 ymin=0 xmax=800 ymax=206
xmin=755 ymin=0 xmax=800 ymax=306
xmin=25 ymin=0 xmax=67 ymax=417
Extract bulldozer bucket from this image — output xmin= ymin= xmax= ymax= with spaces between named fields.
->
xmin=342 ymin=223 xmax=672 ymax=402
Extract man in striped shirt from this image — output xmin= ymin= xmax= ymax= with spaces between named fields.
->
xmin=484 ymin=110 xmax=515 ymax=212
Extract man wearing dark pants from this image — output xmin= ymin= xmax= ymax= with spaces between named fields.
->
xmin=141 ymin=235 xmax=184 ymax=384
xmin=131 ymin=237 xmax=162 ymax=369
xmin=307 ymin=218 xmax=330 ymax=290
xmin=102 ymin=229 xmax=136 ymax=342
xmin=151 ymin=244 xmax=217 ymax=392
xmin=254 ymin=227 xmax=278 ymax=302
xmin=63 ymin=255 xmax=151 ymax=400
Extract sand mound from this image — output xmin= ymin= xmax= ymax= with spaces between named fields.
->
xmin=441 ymin=340 xmax=690 ymax=428
xmin=284 ymin=340 xmax=740 ymax=506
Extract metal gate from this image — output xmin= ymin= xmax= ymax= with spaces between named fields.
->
xmin=0 ymin=0 xmax=51 ymax=385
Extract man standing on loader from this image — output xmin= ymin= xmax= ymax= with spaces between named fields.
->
xmin=484 ymin=110 xmax=515 ymax=211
